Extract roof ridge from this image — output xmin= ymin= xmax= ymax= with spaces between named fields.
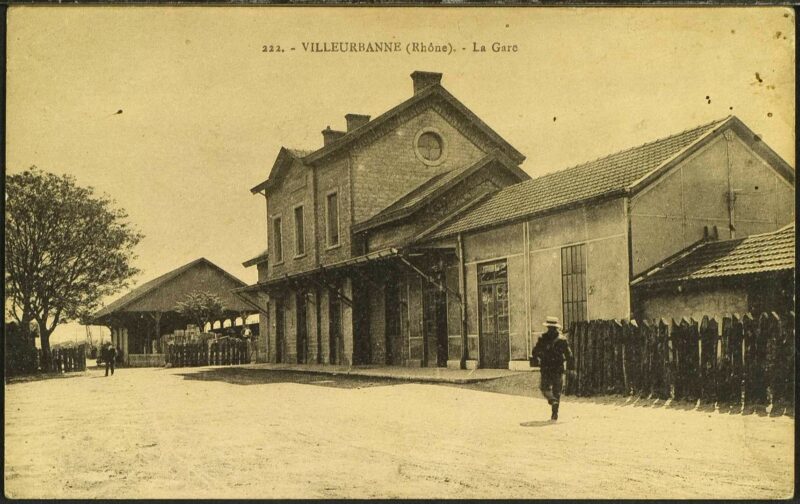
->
xmin=286 ymin=147 xmax=315 ymax=158
xmin=738 ymin=222 xmax=796 ymax=240
xmin=303 ymin=83 xmax=525 ymax=165
xmin=668 ymin=223 xmax=794 ymax=249
xmin=526 ymin=116 xmax=731 ymax=184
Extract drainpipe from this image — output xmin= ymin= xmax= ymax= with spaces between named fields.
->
xmin=457 ymin=233 xmax=468 ymax=370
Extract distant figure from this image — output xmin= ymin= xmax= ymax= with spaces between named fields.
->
xmin=102 ymin=343 xmax=117 ymax=377
xmin=531 ymin=316 xmax=573 ymax=421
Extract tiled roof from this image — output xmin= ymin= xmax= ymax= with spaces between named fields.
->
xmin=354 ymin=151 xmax=528 ymax=232
xmin=633 ymin=224 xmax=795 ymax=287
xmin=428 ymin=117 xmax=731 ymax=239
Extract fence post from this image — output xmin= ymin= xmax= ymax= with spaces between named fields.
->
xmin=784 ymin=312 xmax=795 ymax=408
xmin=699 ymin=316 xmax=718 ymax=403
xmin=611 ymin=320 xmax=623 ymax=394
xmin=762 ymin=312 xmax=781 ymax=408
xmin=565 ymin=323 xmax=576 ymax=395
xmin=742 ymin=313 xmax=758 ymax=407
xmin=622 ymin=320 xmax=636 ymax=395
xmin=687 ymin=317 xmax=701 ymax=401
xmin=658 ymin=319 xmax=671 ymax=400
xmin=640 ymin=320 xmax=652 ymax=397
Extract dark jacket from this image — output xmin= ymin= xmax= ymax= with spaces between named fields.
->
xmin=531 ymin=331 xmax=573 ymax=374
xmin=102 ymin=345 xmax=117 ymax=362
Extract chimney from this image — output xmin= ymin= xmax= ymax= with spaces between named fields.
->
xmin=345 ymin=114 xmax=371 ymax=132
xmin=411 ymin=70 xmax=443 ymax=95
xmin=322 ymin=126 xmax=345 ymax=146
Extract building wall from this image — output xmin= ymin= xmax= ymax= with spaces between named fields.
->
xmin=462 ymin=222 xmax=525 ymax=365
xmin=256 ymin=262 xmax=269 ymax=283
xmin=125 ymin=262 xmax=252 ymax=313
xmin=451 ymin=198 xmax=630 ymax=368
xmin=527 ymin=197 xmax=630 ymax=342
xmin=631 ymin=131 xmax=795 ymax=276
xmin=266 ymin=158 xmax=318 ymax=278
xmin=638 ymin=286 xmax=749 ymax=321
xmin=350 ymin=107 xmax=489 ymax=224
xmin=365 ymin=167 xmax=522 ymax=251
xmin=314 ymin=156 xmax=354 ymax=264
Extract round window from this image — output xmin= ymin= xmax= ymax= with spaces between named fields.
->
xmin=416 ymin=132 xmax=443 ymax=162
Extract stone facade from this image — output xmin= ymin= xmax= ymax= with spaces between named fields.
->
xmin=244 ymin=72 xmax=794 ymax=370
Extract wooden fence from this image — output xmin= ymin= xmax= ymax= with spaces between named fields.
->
xmin=564 ymin=312 xmax=795 ymax=407
xmin=39 ymin=346 xmax=88 ymax=373
xmin=166 ymin=338 xmax=249 ymax=368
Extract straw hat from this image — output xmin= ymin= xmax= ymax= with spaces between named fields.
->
xmin=543 ymin=316 xmax=562 ymax=328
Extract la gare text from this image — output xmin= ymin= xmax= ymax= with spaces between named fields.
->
xmin=261 ymin=41 xmax=518 ymax=54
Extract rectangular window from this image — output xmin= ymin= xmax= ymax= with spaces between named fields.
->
xmin=294 ymin=205 xmax=305 ymax=256
xmin=273 ymin=217 xmax=283 ymax=263
xmin=326 ymin=192 xmax=339 ymax=247
xmin=561 ymin=243 xmax=588 ymax=332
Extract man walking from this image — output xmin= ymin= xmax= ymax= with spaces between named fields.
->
xmin=531 ymin=316 xmax=573 ymax=421
xmin=103 ymin=342 xmax=117 ymax=377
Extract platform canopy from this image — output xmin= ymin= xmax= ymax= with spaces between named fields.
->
xmin=91 ymin=258 xmax=266 ymax=356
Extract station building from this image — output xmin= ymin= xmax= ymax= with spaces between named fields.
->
xmin=240 ymin=71 xmax=795 ymax=369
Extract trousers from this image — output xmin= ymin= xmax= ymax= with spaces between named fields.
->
xmin=105 ymin=359 xmax=115 ymax=376
xmin=539 ymin=370 xmax=563 ymax=406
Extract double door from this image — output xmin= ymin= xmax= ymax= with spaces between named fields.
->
xmin=478 ymin=261 xmax=510 ymax=369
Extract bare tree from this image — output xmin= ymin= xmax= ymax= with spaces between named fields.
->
xmin=5 ymin=168 xmax=143 ymax=367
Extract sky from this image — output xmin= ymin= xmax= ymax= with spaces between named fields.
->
xmin=6 ymin=6 xmax=795 ymax=343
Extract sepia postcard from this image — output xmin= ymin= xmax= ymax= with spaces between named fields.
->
xmin=4 ymin=5 xmax=795 ymax=499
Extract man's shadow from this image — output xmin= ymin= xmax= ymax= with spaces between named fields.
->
xmin=519 ymin=420 xmax=559 ymax=427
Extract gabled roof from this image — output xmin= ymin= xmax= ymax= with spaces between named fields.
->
xmin=250 ymin=147 xmax=313 ymax=194
xmin=242 ymin=249 xmax=269 ymax=268
xmin=427 ymin=115 xmax=794 ymax=239
xmin=92 ymin=258 xmax=249 ymax=320
xmin=303 ymin=84 xmax=525 ymax=167
xmin=352 ymin=151 xmax=530 ymax=233
xmin=632 ymin=224 xmax=795 ymax=287
xmin=250 ymin=82 xmax=527 ymax=196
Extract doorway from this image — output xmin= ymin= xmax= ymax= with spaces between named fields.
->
xmin=275 ymin=297 xmax=285 ymax=363
xmin=296 ymin=291 xmax=308 ymax=364
xmin=478 ymin=260 xmax=510 ymax=369
xmin=385 ymin=280 xmax=405 ymax=365
xmin=329 ymin=288 xmax=342 ymax=365
xmin=422 ymin=285 xmax=448 ymax=368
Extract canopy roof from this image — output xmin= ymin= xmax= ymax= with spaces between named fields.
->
xmin=92 ymin=258 xmax=254 ymax=323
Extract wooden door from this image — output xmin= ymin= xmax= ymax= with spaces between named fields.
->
xmin=478 ymin=261 xmax=510 ymax=369
xmin=423 ymin=286 xmax=448 ymax=368
xmin=275 ymin=298 xmax=285 ymax=363
xmin=385 ymin=281 xmax=403 ymax=365
xmin=329 ymin=289 xmax=342 ymax=365
xmin=296 ymin=291 xmax=308 ymax=364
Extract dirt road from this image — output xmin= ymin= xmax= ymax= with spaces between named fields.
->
xmin=4 ymin=366 xmax=794 ymax=498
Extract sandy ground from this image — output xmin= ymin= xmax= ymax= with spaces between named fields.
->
xmin=4 ymin=365 xmax=794 ymax=499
